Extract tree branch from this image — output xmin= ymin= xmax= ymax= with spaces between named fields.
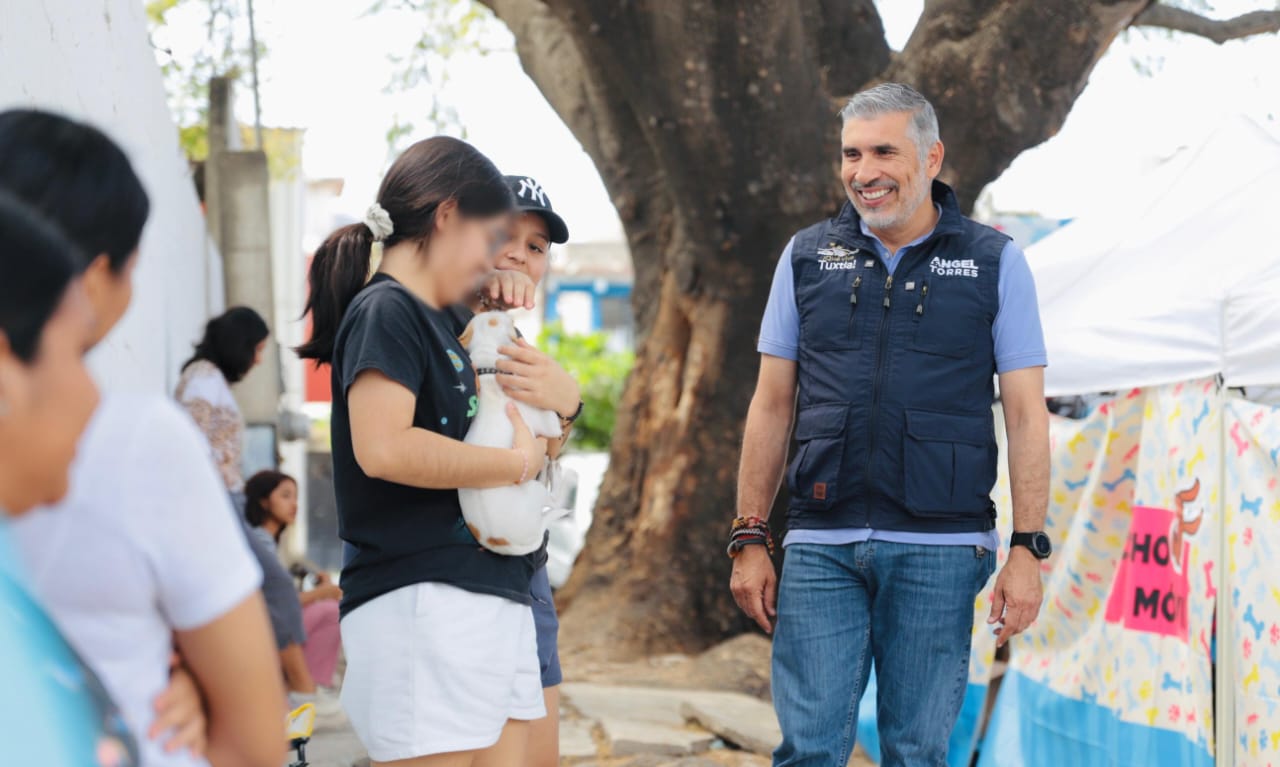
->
xmin=476 ymin=0 xmax=671 ymax=335
xmin=1135 ymin=4 xmax=1280 ymax=45
xmin=886 ymin=0 xmax=1151 ymax=209
xmin=802 ymin=0 xmax=892 ymax=96
xmin=476 ymin=0 xmax=642 ymax=176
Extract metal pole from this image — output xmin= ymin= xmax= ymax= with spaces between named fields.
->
xmin=246 ymin=0 xmax=264 ymax=149
xmin=1215 ymin=380 xmax=1235 ymax=766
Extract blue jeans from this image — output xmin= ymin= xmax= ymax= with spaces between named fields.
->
xmin=771 ymin=541 xmax=995 ymax=767
xmin=530 ymin=565 xmax=562 ymax=687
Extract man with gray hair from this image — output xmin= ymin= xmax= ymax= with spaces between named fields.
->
xmin=729 ymin=83 xmax=1051 ymax=765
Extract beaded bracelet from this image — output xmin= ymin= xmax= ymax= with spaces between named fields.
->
xmin=727 ymin=516 xmax=776 ymax=558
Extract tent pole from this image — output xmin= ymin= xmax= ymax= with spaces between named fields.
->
xmin=1215 ymin=380 xmax=1235 ymax=766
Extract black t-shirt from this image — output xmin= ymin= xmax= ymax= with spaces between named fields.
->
xmin=330 ymin=274 xmax=543 ymax=617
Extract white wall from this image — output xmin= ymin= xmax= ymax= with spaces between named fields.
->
xmin=0 ymin=0 xmax=217 ymax=395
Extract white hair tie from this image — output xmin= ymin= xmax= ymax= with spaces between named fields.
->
xmin=364 ymin=203 xmax=394 ymax=242
xmin=364 ymin=203 xmax=393 ymax=284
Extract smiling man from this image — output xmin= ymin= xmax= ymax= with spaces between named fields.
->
xmin=729 ymin=83 xmax=1052 ymax=766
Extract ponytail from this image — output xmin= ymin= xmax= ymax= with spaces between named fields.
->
xmin=296 ymin=223 xmax=374 ymax=363
xmin=296 ymin=135 xmax=513 ymax=364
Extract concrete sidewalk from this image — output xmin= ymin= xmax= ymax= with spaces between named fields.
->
xmin=298 ymin=721 xmax=367 ymax=767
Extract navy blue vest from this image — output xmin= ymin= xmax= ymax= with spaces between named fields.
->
xmin=786 ymin=181 xmax=1008 ymax=533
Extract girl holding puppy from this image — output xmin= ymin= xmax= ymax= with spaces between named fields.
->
xmin=298 ymin=137 xmax=550 ymax=767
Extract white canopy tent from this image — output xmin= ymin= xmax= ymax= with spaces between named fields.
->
xmin=1022 ymin=117 xmax=1280 ymax=766
xmin=1025 ymin=116 xmax=1280 ymax=398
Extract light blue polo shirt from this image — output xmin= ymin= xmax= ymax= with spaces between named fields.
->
xmin=759 ymin=213 xmax=1047 ymax=550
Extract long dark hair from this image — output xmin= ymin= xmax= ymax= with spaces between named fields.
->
xmin=0 ymin=191 xmax=81 ymax=361
xmin=296 ymin=136 xmax=513 ymax=363
xmin=244 ymin=470 xmax=295 ymax=539
xmin=183 ymin=306 xmax=270 ymax=383
xmin=0 ymin=109 xmax=149 ymax=273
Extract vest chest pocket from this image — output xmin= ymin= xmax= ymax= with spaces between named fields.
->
xmin=787 ymin=404 xmax=848 ymax=509
xmin=797 ymin=267 xmax=866 ymax=351
xmin=903 ymin=409 xmax=995 ymax=516
xmin=908 ymin=279 xmax=983 ymax=359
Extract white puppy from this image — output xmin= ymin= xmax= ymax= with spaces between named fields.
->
xmin=458 ymin=311 xmax=568 ymax=556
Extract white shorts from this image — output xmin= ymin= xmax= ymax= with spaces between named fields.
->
xmin=339 ymin=582 xmax=545 ymax=761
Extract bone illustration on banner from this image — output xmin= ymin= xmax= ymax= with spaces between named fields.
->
xmin=1241 ymin=494 xmax=1263 ymax=516
xmin=1243 ymin=605 xmax=1266 ymax=641
xmin=1231 ymin=421 xmax=1250 ymax=456
xmin=1192 ymin=401 xmax=1211 ymax=433
xmin=1102 ymin=468 xmax=1136 ymax=493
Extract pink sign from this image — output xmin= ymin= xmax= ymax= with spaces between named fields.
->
xmin=1104 ymin=481 xmax=1203 ymax=640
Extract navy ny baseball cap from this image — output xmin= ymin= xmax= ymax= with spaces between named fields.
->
xmin=505 ymin=175 xmax=569 ymax=244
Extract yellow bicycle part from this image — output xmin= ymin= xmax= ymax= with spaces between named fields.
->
xmin=286 ymin=702 xmax=316 ymax=741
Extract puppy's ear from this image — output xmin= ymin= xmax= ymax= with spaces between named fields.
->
xmin=458 ymin=318 xmax=476 ymax=350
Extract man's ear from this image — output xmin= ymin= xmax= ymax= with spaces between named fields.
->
xmin=926 ymin=140 xmax=945 ymax=180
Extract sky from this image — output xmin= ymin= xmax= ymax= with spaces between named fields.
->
xmin=153 ymin=0 xmax=1280 ymax=243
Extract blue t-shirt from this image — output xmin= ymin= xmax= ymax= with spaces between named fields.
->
xmin=758 ymin=214 xmax=1047 ymax=550
xmin=0 ymin=520 xmax=139 ymax=766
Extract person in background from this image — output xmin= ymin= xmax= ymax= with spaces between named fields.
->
xmin=446 ymin=174 xmax=582 ymax=767
xmin=0 ymin=190 xmax=131 ymax=765
xmin=173 ymin=305 xmax=334 ymax=722
xmin=244 ymin=470 xmax=344 ymax=694
xmin=0 ymin=109 xmax=286 ymax=767
xmin=175 ymin=306 xmax=269 ymax=503
xmin=297 ymin=136 xmax=549 ymax=767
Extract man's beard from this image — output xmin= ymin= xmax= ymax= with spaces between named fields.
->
xmin=851 ymin=173 xmax=930 ymax=230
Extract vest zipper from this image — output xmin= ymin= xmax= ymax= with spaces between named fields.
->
xmin=915 ymin=282 xmax=929 ymax=317
xmin=864 ymin=273 xmax=894 ymax=526
xmin=848 ymin=275 xmax=862 ymax=337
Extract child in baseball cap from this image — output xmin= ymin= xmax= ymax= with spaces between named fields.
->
xmin=491 ymin=174 xmax=575 ymax=767
xmin=506 ymin=174 xmax=569 ymax=244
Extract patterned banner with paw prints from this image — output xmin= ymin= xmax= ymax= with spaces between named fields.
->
xmin=1224 ymin=395 xmax=1280 ymax=764
xmin=975 ymin=380 xmax=1245 ymax=766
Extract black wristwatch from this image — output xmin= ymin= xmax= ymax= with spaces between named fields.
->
xmin=1010 ymin=531 xmax=1053 ymax=560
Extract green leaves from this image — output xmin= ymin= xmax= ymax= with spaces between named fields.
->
xmin=538 ymin=322 xmax=634 ymax=452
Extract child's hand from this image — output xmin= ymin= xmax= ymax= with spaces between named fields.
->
xmin=478 ymin=270 xmax=536 ymax=311
xmin=496 ymin=338 xmax=581 ymax=418
xmin=151 ymin=659 xmax=207 ymax=756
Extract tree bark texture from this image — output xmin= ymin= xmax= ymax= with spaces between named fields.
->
xmin=476 ymin=0 xmax=1280 ymax=658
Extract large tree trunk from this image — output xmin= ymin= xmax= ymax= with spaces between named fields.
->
xmin=476 ymin=0 xmax=1279 ymax=658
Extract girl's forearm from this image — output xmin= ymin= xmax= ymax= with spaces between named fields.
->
xmin=361 ymin=426 xmax=525 ymax=489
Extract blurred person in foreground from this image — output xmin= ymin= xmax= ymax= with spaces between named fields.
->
xmin=730 ymin=83 xmax=1050 ymax=767
xmin=0 ymin=190 xmax=128 ymax=765
xmin=1 ymin=109 xmax=286 ymax=767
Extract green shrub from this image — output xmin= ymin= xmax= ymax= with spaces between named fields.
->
xmin=539 ymin=322 xmax=633 ymax=451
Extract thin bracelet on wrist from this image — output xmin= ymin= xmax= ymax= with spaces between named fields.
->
xmin=514 ymin=449 xmax=530 ymax=485
xmin=558 ymin=399 xmax=584 ymax=426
